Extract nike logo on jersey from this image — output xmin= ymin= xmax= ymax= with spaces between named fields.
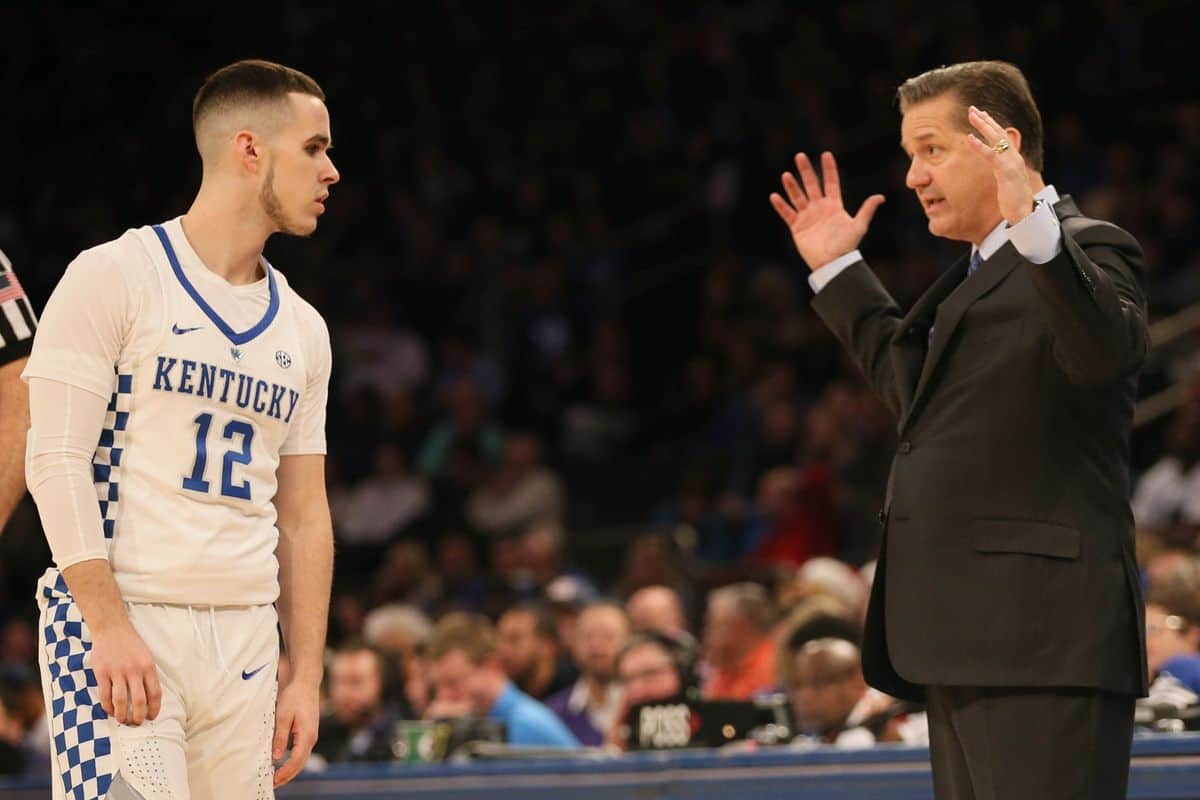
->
xmin=172 ymin=323 xmax=203 ymax=335
xmin=242 ymin=663 xmax=268 ymax=680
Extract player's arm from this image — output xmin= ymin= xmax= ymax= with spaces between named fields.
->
xmin=0 ymin=356 xmax=30 ymax=528
xmin=23 ymin=249 xmax=160 ymax=726
xmin=26 ymin=377 xmax=162 ymax=726
xmin=271 ymin=314 xmax=334 ymax=787
xmin=0 ymin=253 xmax=37 ymax=530
xmin=271 ymin=452 xmax=333 ymax=787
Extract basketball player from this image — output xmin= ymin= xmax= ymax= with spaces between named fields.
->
xmin=0 ymin=246 xmax=36 ymax=529
xmin=23 ymin=60 xmax=338 ymax=798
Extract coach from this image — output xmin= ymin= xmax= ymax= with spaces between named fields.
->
xmin=770 ymin=61 xmax=1148 ymax=799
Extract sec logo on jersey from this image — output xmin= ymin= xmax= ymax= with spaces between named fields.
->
xmin=276 ymin=350 xmax=292 ymax=369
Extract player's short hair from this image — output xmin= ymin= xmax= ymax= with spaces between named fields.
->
xmin=192 ymin=59 xmax=325 ymax=136
xmin=897 ymin=60 xmax=1044 ymax=171
xmin=427 ymin=612 xmax=497 ymax=665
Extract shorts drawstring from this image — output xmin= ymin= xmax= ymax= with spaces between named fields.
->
xmin=188 ymin=606 xmax=203 ymax=646
xmin=208 ymin=607 xmax=230 ymax=677
xmin=187 ymin=606 xmax=231 ymax=678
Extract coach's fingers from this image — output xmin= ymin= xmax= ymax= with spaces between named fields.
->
xmin=854 ymin=194 xmax=887 ymax=229
xmin=794 ymin=153 xmax=824 ymax=203
xmin=821 ymin=152 xmax=843 ymax=205
xmin=781 ymin=171 xmax=808 ymax=211
xmin=145 ymin=668 xmax=163 ymax=721
xmin=963 ymin=132 xmax=998 ymax=165
xmin=769 ymin=192 xmax=797 ymax=226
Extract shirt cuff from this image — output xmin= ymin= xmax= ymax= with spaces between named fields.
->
xmin=808 ymin=250 xmax=863 ymax=293
xmin=1007 ymin=199 xmax=1062 ymax=265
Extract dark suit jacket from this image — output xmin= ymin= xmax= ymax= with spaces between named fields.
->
xmin=811 ymin=196 xmax=1149 ymax=702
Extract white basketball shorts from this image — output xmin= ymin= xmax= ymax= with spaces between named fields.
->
xmin=36 ymin=568 xmax=280 ymax=799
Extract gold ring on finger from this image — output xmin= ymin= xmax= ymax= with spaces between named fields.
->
xmin=992 ymin=139 xmax=1011 ymax=154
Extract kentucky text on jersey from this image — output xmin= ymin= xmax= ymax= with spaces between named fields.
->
xmin=152 ymin=355 xmax=300 ymax=422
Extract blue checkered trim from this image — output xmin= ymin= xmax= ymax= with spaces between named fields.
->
xmin=94 ymin=372 xmax=132 ymax=541
xmin=39 ymin=571 xmax=114 ymax=800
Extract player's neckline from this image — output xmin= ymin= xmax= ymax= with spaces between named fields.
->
xmin=152 ymin=224 xmax=280 ymax=347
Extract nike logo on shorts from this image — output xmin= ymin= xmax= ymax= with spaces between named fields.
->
xmin=242 ymin=663 xmax=268 ymax=680
xmin=172 ymin=323 xmax=203 ymax=335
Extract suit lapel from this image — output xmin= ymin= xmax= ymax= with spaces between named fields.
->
xmin=890 ymin=255 xmax=969 ymax=416
xmin=902 ymin=241 xmax=1023 ymax=431
xmin=1053 ymin=194 xmax=1080 ymax=220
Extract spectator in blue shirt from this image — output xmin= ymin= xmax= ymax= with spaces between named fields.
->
xmin=425 ymin=612 xmax=579 ymax=748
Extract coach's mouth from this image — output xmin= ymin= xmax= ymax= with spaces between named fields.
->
xmin=922 ymin=197 xmax=945 ymax=213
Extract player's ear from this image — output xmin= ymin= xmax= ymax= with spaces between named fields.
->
xmin=233 ymin=130 xmax=262 ymax=174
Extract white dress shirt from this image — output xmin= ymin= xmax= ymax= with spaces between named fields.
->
xmin=809 ymin=185 xmax=1064 ymax=293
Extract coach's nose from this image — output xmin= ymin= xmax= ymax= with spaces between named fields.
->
xmin=905 ymin=157 xmax=930 ymax=190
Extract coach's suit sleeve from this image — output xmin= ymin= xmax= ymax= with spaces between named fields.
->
xmin=1025 ymin=220 xmax=1149 ymax=385
xmin=810 ymin=261 xmax=907 ymax=417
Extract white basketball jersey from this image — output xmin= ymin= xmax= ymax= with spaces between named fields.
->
xmin=24 ymin=218 xmax=331 ymax=606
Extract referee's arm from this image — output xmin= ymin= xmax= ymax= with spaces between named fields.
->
xmin=0 ymin=251 xmax=37 ymax=530
xmin=0 ymin=356 xmax=30 ymax=528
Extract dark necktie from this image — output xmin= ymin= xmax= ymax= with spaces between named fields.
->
xmin=968 ymin=249 xmax=984 ymax=278
xmin=928 ymin=250 xmax=985 ymax=347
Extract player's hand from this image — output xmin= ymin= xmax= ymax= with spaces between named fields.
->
xmin=273 ymin=678 xmax=320 ymax=788
xmin=90 ymin=622 xmax=162 ymax=726
xmin=964 ymin=106 xmax=1035 ymax=226
xmin=769 ymin=151 xmax=885 ymax=271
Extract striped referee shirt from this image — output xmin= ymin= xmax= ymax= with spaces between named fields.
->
xmin=0 ymin=247 xmax=38 ymax=366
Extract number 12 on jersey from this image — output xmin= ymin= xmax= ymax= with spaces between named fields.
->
xmin=183 ymin=412 xmax=254 ymax=500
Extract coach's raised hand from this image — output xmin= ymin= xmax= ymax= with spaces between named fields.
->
xmin=769 ymin=151 xmax=885 ymax=271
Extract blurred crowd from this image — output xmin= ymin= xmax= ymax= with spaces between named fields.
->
xmin=2 ymin=0 xmax=1200 ymax=774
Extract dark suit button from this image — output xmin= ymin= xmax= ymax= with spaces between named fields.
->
xmin=898 ymin=441 xmax=912 ymax=454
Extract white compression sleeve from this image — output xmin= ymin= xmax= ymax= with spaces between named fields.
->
xmin=26 ymin=377 xmax=110 ymax=569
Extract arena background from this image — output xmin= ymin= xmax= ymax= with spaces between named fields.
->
xmin=1 ymin=2 xmax=1199 ymax=796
